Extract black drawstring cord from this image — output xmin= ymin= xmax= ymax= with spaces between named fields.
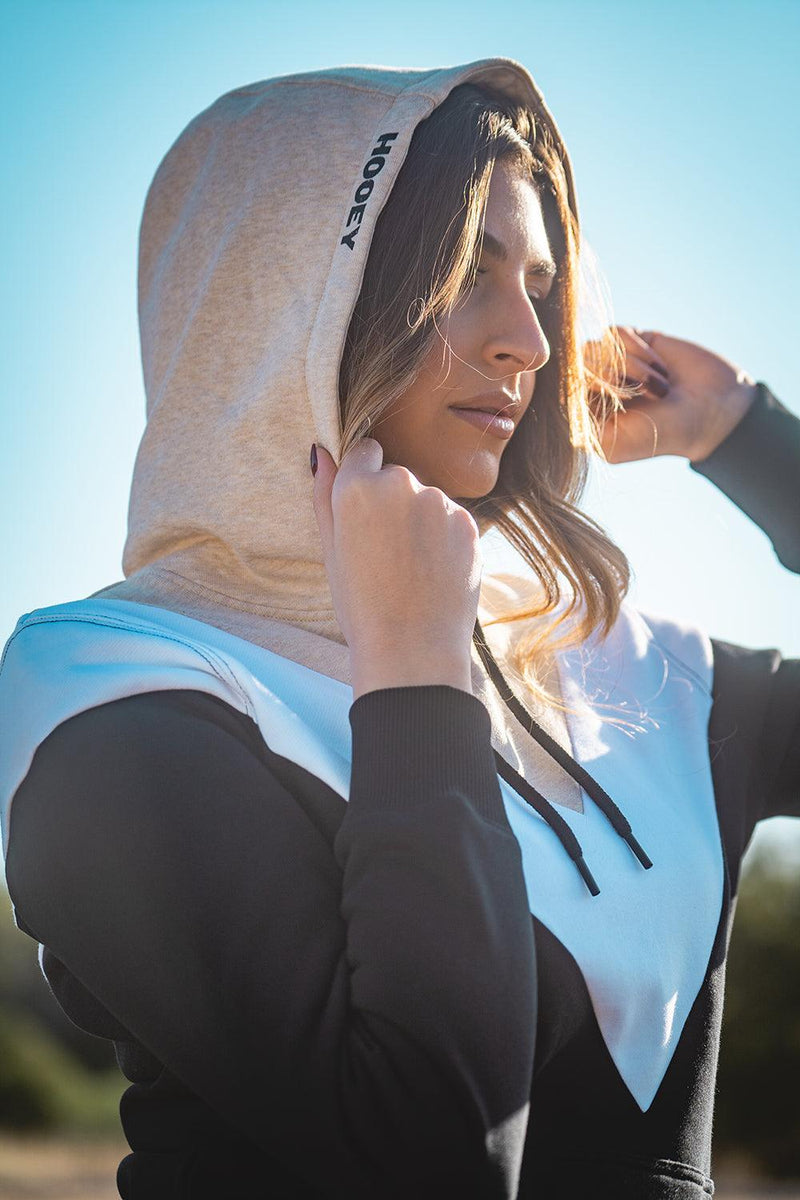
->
xmin=492 ymin=750 xmax=600 ymax=897
xmin=473 ymin=617 xmax=653 ymax=876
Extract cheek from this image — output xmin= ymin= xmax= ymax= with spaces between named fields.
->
xmin=374 ymin=314 xmax=478 ymax=454
xmin=418 ymin=305 xmax=477 ymax=381
xmin=437 ymin=309 xmax=475 ymax=365
xmin=373 ymin=390 xmax=434 ymax=459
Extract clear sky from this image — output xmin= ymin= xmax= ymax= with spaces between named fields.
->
xmin=2 ymin=0 xmax=798 ymax=858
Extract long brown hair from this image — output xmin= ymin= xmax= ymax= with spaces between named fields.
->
xmin=338 ymin=82 xmax=633 ymax=710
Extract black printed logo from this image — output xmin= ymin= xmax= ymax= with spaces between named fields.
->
xmin=340 ymin=131 xmax=399 ymax=250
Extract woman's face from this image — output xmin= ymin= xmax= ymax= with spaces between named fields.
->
xmin=372 ymin=157 xmax=557 ymax=501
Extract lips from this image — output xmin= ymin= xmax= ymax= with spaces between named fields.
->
xmin=448 ymin=406 xmax=517 ymax=440
xmin=448 ymin=392 xmax=523 ymax=418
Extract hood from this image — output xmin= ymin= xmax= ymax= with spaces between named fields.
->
xmin=95 ymin=57 xmax=578 ymax=651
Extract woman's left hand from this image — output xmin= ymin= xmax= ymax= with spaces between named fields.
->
xmin=585 ymin=326 xmax=758 ymax=465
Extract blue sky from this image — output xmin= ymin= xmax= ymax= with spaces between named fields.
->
xmin=2 ymin=1 xmax=798 ymax=857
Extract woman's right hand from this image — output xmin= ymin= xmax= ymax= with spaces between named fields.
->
xmin=311 ymin=440 xmax=482 ymax=700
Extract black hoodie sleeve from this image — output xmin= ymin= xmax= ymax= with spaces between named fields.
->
xmin=5 ymin=685 xmax=536 ymax=1199
xmin=690 ymin=382 xmax=800 ymax=822
xmin=709 ymin=639 xmax=800 ymax=824
xmin=690 ymin=381 xmax=800 ymax=574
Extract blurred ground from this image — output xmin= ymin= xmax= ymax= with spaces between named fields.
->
xmin=0 ymin=1139 xmax=799 ymax=1199
xmin=0 ymin=1135 xmax=127 ymax=1199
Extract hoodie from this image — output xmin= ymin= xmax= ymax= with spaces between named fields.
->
xmin=1 ymin=57 xmax=798 ymax=1199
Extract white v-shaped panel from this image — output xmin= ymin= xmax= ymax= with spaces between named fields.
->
xmin=0 ymin=599 xmax=723 ymax=1112
xmin=496 ymin=607 xmax=723 ymax=1110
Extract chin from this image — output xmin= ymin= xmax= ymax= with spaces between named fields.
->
xmin=450 ymin=482 xmax=494 ymax=502
xmin=440 ymin=468 xmax=500 ymax=502
xmin=392 ymin=444 xmax=501 ymax=499
xmin=438 ymin=449 xmax=501 ymax=500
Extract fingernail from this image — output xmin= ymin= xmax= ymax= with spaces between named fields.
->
xmin=310 ymin=443 xmax=318 ymax=476
xmin=650 ymin=360 xmax=670 ymax=380
xmin=647 ymin=373 xmax=670 ymax=398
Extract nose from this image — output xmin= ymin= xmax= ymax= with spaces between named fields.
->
xmin=482 ymin=294 xmax=551 ymax=376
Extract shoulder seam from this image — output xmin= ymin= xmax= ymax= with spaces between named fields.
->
xmin=646 ymin=630 xmax=713 ymax=699
xmin=2 ymin=613 xmax=256 ymax=721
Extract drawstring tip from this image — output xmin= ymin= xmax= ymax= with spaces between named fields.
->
xmin=576 ymin=857 xmax=601 ymax=897
xmin=626 ymin=833 xmax=653 ymax=870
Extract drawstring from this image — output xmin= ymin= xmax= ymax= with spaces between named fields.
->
xmin=473 ymin=617 xmax=653 ymax=896
xmin=492 ymin=751 xmax=600 ymax=897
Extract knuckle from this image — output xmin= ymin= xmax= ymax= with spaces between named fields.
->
xmin=455 ymin=505 xmax=480 ymax=540
xmin=418 ymin=485 xmax=453 ymax=519
xmin=333 ymin=472 xmax=370 ymax=511
xmin=383 ymin=463 xmax=417 ymax=489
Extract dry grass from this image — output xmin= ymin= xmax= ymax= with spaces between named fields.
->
xmin=0 ymin=1134 xmax=128 ymax=1199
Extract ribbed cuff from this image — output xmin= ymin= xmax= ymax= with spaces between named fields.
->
xmin=690 ymin=381 xmax=800 ymax=573
xmin=348 ymin=685 xmax=507 ymax=826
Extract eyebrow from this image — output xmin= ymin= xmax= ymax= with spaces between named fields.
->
xmin=479 ymin=230 xmax=557 ymax=280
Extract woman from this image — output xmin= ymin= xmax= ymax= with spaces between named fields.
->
xmin=1 ymin=57 xmax=797 ymax=1199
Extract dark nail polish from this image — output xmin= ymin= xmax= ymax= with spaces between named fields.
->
xmin=647 ymin=373 xmax=670 ymax=398
xmin=310 ymin=443 xmax=318 ymax=476
xmin=650 ymin=360 xmax=670 ymax=381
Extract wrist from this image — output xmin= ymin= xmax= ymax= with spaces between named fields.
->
xmin=351 ymin=650 xmax=473 ymax=701
xmin=688 ymin=376 xmax=758 ymax=464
